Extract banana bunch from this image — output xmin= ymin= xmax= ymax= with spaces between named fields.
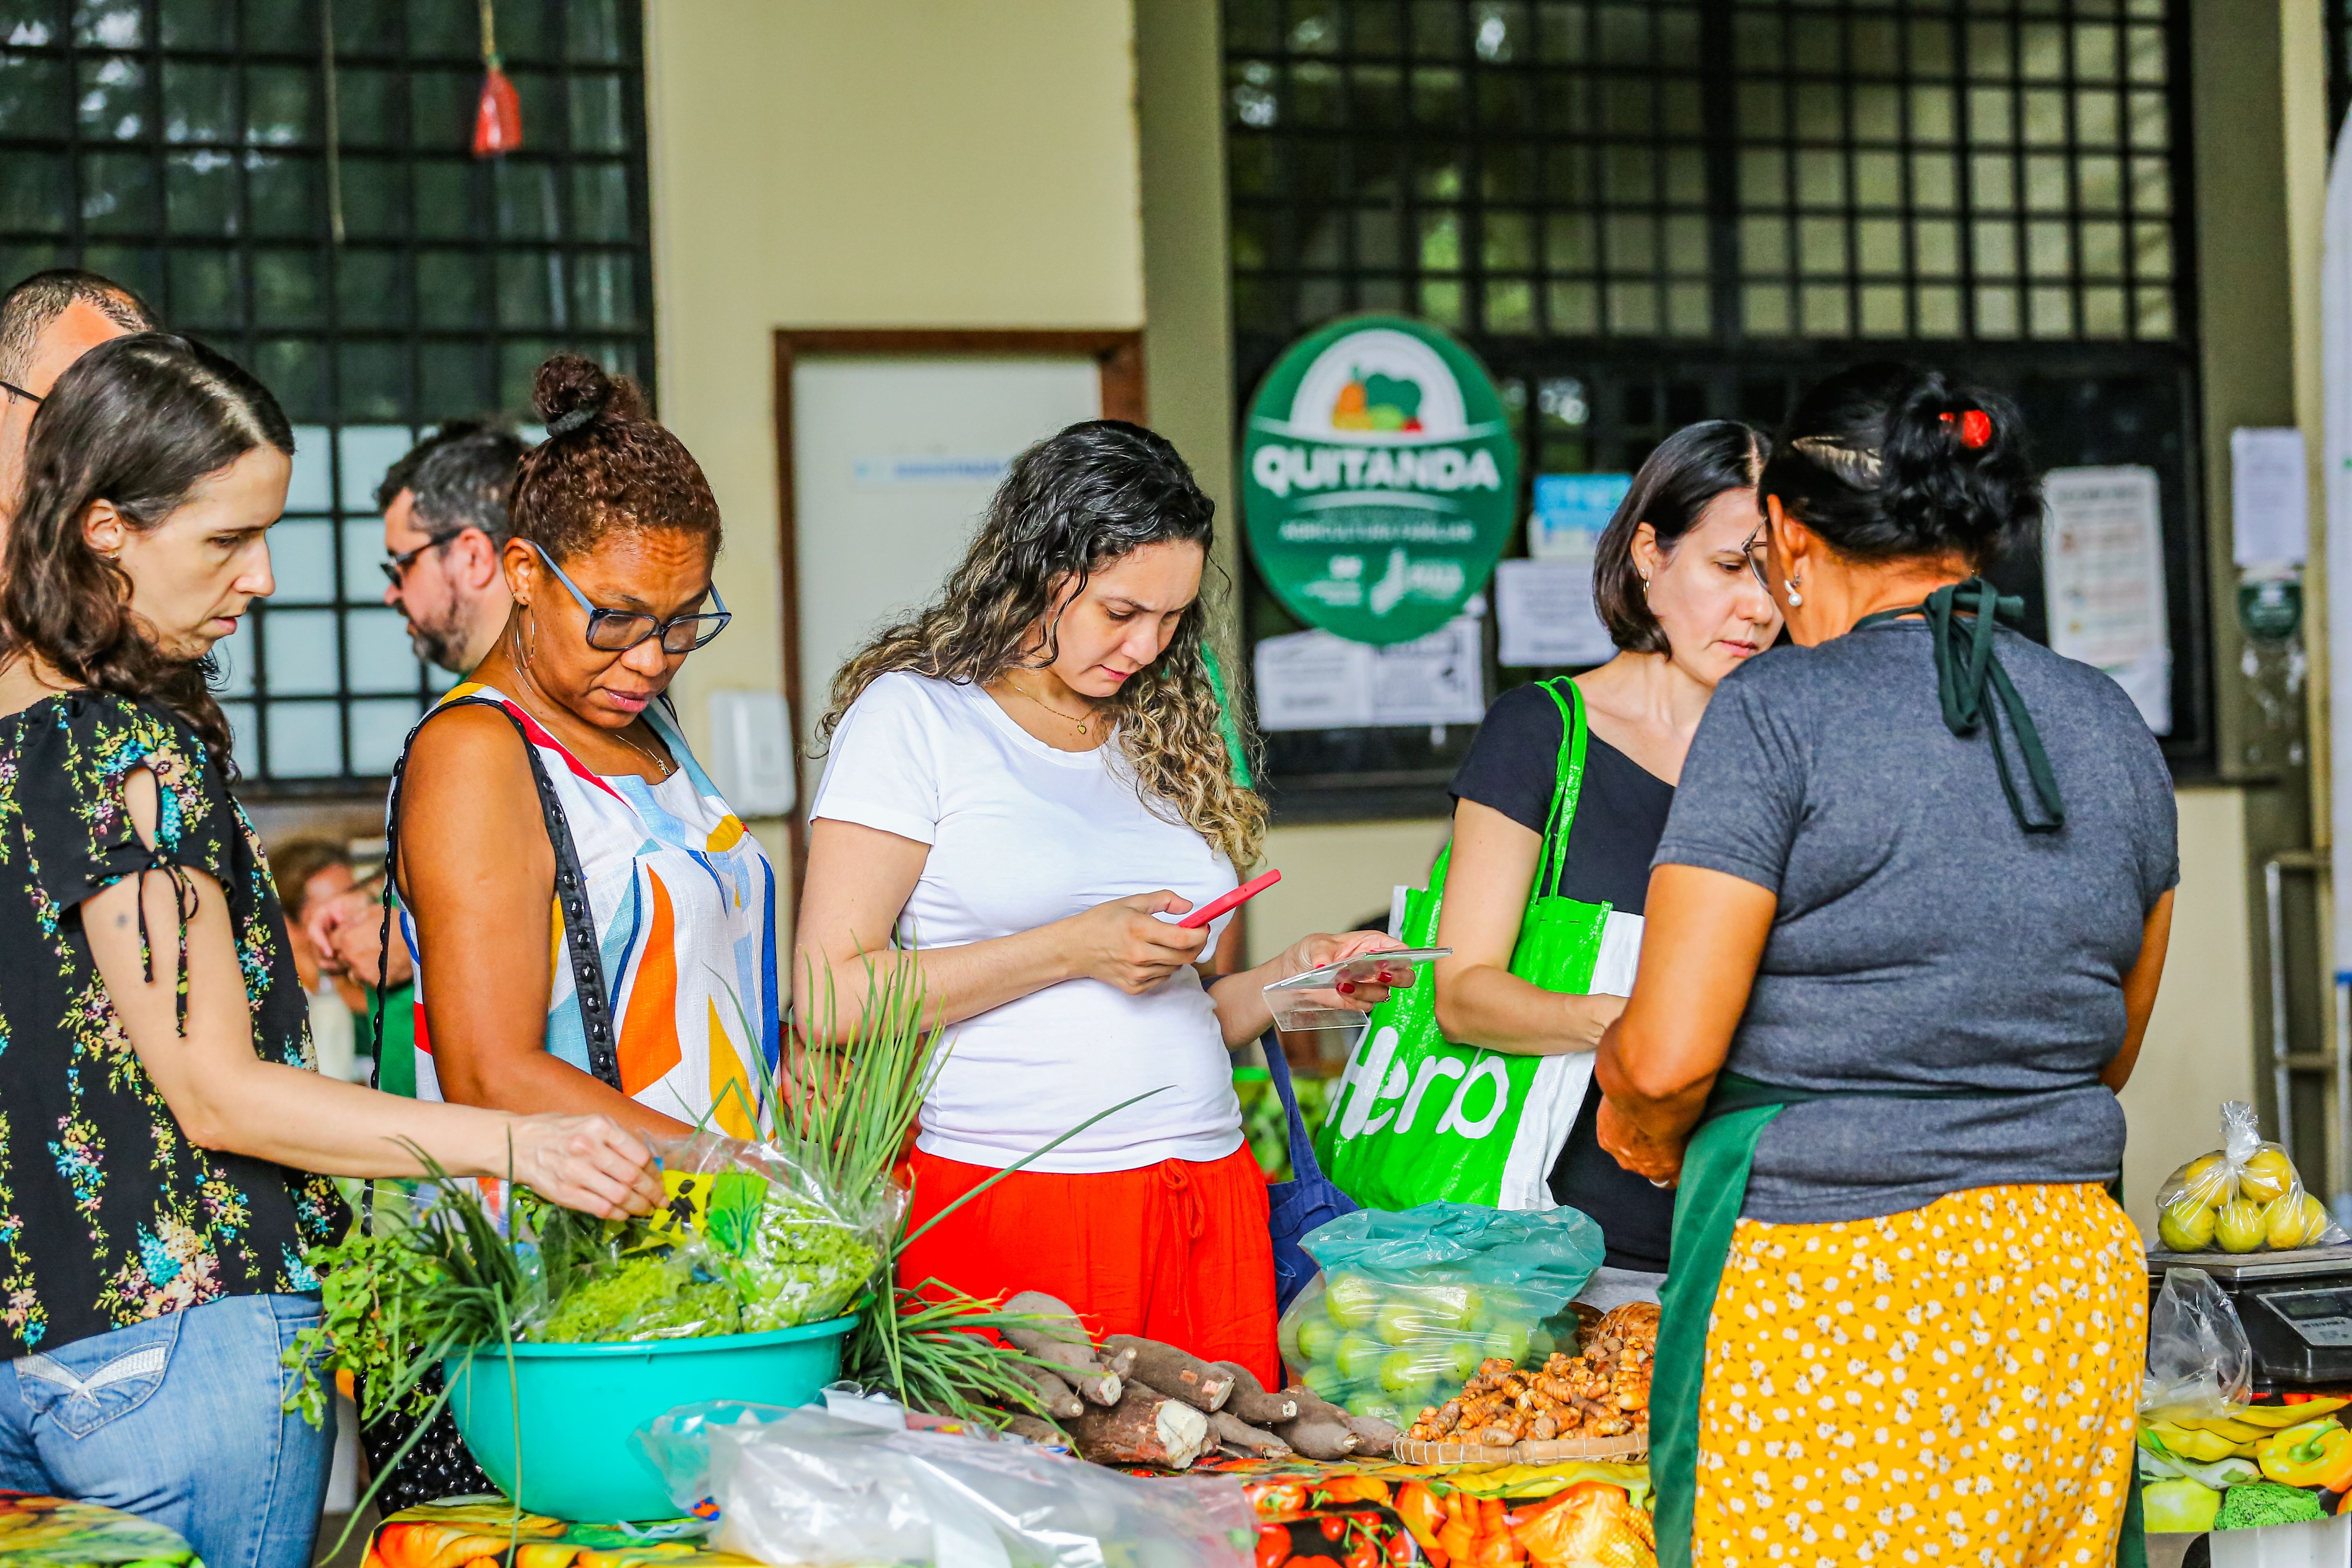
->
xmin=2143 ymin=1399 xmax=2352 ymax=1462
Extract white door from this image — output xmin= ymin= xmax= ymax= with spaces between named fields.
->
xmin=789 ymin=356 xmax=1102 ymax=808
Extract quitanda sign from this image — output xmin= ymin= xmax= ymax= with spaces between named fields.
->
xmin=1241 ymin=315 xmax=1518 ymax=646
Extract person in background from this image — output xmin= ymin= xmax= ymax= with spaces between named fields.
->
xmin=305 ymin=423 xmax=527 ymax=1038
xmin=1433 ymin=422 xmax=1777 ymax=1285
xmin=267 ymin=837 xmax=365 ymax=1084
xmin=797 ymin=421 xmax=1403 ymax=1389
xmin=391 ymin=355 xmax=774 ymax=1143
xmin=0 ymin=269 xmax=155 ymax=534
xmin=1595 ymin=365 xmax=2176 ymax=1562
xmin=0 ymin=332 xmax=658 ymax=1568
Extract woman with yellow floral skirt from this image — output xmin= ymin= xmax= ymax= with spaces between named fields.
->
xmin=1592 ymin=364 xmax=2177 ymax=1568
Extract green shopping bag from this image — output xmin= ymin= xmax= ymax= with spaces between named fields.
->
xmin=1316 ymin=677 xmax=1637 ymax=1209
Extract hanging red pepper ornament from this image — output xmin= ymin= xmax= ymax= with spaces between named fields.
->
xmin=471 ymin=0 xmax=522 ymax=158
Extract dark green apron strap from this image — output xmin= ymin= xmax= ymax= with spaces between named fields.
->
xmin=1650 ymin=1101 xmax=1799 ymax=1566
xmin=1854 ymin=575 xmax=2065 ymax=835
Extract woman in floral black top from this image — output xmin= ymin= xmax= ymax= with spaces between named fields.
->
xmin=0 ymin=334 xmax=662 ymax=1568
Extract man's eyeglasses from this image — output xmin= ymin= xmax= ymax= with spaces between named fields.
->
xmin=0 ymin=380 xmax=42 ymax=405
xmin=523 ymin=539 xmax=730 ymax=654
xmin=380 ymin=535 xmax=452 ymax=587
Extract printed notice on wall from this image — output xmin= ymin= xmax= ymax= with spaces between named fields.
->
xmin=2042 ymin=465 xmax=2170 ymax=734
xmin=1495 ymin=557 xmax=1616 ymax=667
xmin=1254 ymin=615 xmax=1487 ymax=731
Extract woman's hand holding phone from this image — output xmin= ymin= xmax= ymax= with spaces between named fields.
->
xmin=1273 ymin=929 xmax=1413 ymax=1014
xmin=1061 ymin=892 xmax=1212 ymax=994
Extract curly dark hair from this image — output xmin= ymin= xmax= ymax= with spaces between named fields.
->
xmin=1761 ymin=362 xmax=2039 ymax=569
xmin=819 ymin=420 xmax=1266 ymax=869
xmin=4 ymin=332 xmax=292 ymax=769
xmin=1592 ymin=419 xmax=1770 ymax=655
xmin=508 ymin=354 xmax=719 ymax=565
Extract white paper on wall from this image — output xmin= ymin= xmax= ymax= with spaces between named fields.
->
xmin=1253 ymin=616 xmax=1487 ymax=731
xmin=2041 ymin=464 xmax=2171 ymax=734
xmin=1495 ymin=557 xmax=1616 ymax=667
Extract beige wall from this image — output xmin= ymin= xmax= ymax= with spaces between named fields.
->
xmin=641 ymin=0 xmax=1147 ymax=878
xmin=2119 ymin=787 xmax=2259 ymax=1238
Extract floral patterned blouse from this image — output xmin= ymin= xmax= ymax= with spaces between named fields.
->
xmin=0 ymin=691 xmax=343 ymax=1357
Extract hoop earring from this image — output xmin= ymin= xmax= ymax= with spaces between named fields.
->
xmin=1783 ymin=576 xmax=1804 ymax=608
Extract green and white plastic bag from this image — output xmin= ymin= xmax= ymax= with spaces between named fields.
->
xmin=1317 ymin=678 xmax=1641 ymax=1210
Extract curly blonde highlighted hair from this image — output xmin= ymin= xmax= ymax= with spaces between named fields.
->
xmin=820 ymin=421 xmax=1267 ymax=870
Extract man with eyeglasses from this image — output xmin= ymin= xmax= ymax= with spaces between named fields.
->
xmin=379 ymin=420 xmax=528 ymax=676
xmin=307 ymin=423 xmax=526 ymax=1024
xmin=0 ymin=269 xmax=156 ymax=537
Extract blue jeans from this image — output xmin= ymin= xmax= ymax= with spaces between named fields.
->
xmin=0 ymin=1293 xmax=333 ymax=1568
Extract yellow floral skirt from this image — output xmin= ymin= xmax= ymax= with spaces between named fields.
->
xmin=1692 ymin=1182 xmax=2145 ymax=1566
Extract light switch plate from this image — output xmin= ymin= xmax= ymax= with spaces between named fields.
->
xmin=707 ymin=690 xmax=795 ymax=817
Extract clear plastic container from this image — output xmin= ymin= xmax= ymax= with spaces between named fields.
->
xmin=1264 ymin=947 xmax=1450 ymax=1032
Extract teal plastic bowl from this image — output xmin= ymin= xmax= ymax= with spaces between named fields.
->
xmin=443 ymin=1314 xmax=856 ymax=1522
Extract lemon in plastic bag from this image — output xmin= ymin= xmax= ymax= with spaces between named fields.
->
xmin=2153 ymin=1102 xmax=2349 ymax=1254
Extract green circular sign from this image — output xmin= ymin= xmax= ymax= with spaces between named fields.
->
xmin=1240 ymin=315 xmax=1518 ymax=646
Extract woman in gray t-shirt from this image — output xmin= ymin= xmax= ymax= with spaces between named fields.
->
xmin=1594 ymin=363 xmax=2177 ymax=1566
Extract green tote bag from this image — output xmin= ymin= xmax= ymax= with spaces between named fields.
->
xmin=1316 ymin=678 xmax=1642 ymax=1210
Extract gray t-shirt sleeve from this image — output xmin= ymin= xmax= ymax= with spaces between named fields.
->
xmin=1650 ymin=660 xmax=1809 ymax=893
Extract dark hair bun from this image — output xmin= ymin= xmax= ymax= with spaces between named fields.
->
xmin=1760 ymin=362 xmax=2038 ymax=569
xmin=532 ymin=352 xmax=645 ymax=434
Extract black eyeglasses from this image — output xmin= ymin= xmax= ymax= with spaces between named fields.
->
xmin=0 ymin=380 xmax=41 ymax=405
xmin=524 ymin=540 xmax=730 ymax=654
xmin=380 ymin=536 xmax=448 ymax=587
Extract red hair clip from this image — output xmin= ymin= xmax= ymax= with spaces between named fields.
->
xmin=1940 ymin=408 xmax=1993 ymax=449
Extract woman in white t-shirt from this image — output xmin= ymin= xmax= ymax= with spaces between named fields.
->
xmin=798 ymin=420 xmax=1399 ymax=1388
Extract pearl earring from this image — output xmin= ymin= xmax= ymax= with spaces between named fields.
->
xmin=1640 ymin=573 xmax=1652 ymax=596
xmin=1783 ymin=576 xmax=1803 ymax=608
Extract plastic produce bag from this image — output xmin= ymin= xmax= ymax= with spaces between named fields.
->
xmin=2154 ymin=1101 xmax=2348 ymax=1255
xmin=1277 ymin=1202 xmax=1604 ymax=1425
xmin=703 ymin=1408 xmax=1252 ymax=1567
xmin=2140 ymin=1267 xmax=2253 ymax=1421
xmin=635 ymin=1400 xmax=801 ymax=1519
xmin=650 ymin=1130 xmax=901 ymax=1332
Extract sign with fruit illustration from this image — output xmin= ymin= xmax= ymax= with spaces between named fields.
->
xmin=1241 ymin=315 xmax=1519 ymax=646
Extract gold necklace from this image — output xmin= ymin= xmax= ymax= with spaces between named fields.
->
xmin=1004 ymin=675 xmax=1101 ymax=735
xmin=617 ymin=722 xmax=673 ymax=778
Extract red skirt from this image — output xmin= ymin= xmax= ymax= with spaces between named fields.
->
xmin=898 ymin=1142 xmax=1281 ymax=1393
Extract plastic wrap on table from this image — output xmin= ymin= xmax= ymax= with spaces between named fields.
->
xmin=649 ymin=1130 xmax=901 ymax=1332
xmin=2140 ymin=1267 xmax=2253 ymax=1421
xmin=2154 ymin=1100 xmax=2350 ymax=1255
xmin=706 ymin=1407 xmax=1255 ymax=1566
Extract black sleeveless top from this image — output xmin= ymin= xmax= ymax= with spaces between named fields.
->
xmin=1449 ymin=681 xmax=1676 ymax=1272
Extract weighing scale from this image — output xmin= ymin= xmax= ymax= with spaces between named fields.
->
xmin=2149 ymin=1245 xmax=2352 ymax=1389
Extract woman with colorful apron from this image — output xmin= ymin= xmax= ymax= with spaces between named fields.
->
xmin=1430 ymin=421 xmax=1776 ymax=1282
xmin=1595 ymin=365 xmax=2177 ymax=1567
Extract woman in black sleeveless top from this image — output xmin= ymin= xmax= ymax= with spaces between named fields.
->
xmin=1434 ymin=422 xmax=1779 ymax=1275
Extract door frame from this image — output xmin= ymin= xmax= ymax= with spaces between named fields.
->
xmin=771 ymin=327 xmax=1147 ymax=887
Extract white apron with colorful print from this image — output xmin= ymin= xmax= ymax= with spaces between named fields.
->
xmin=395 ymin=682 xmax=779 ymax=1137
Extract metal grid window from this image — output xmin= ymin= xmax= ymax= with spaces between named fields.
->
xmin=1228 ymin=0 xmax=2180 ymax=347
xmin=0 ymin=0 xmax=654 ymax=790
xmin=1226 ymin=0 xmax=2204 ymax=816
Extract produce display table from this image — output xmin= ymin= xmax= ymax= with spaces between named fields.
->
xmin=359 ymin=1457 xmax=1653 ymax=1568
xmin=0 ymin=1494 xmax=198 ymax=1568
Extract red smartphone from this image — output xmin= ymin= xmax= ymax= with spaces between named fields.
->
xmin=1175 ymin=868 xmax=1282 ymax=929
